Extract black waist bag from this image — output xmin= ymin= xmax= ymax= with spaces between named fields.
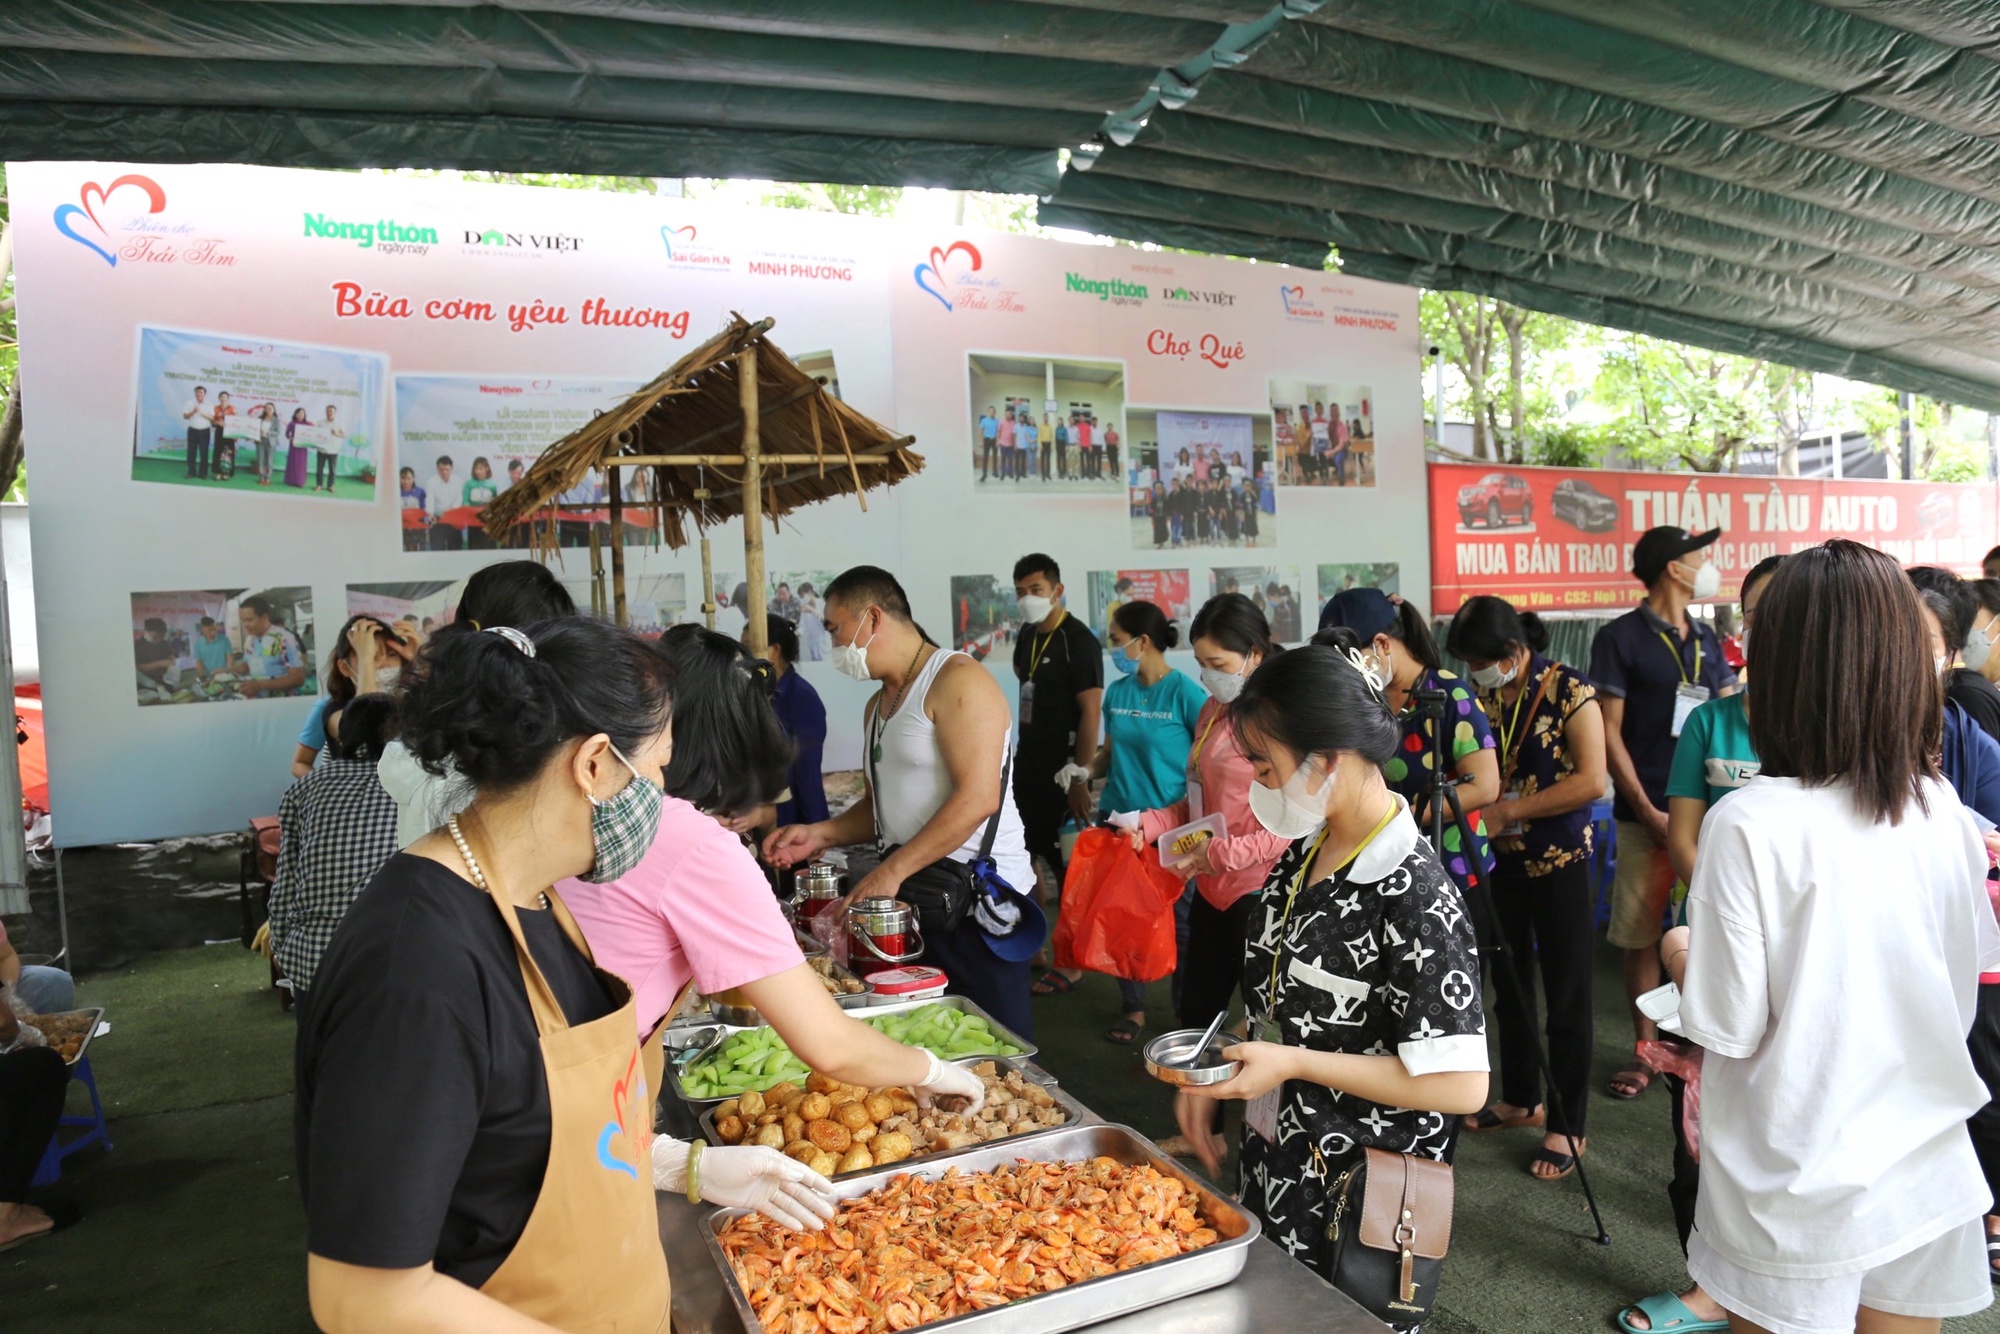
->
xmin=872 ymin=733 xmax=1010 ymax=939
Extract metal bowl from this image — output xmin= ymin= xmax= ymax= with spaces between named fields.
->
xmin=1142 ymin=1029 xmax=1245 ymax=1087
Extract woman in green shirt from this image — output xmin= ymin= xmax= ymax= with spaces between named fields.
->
xmin=1092 ymin=600 xmax=1205 ymax=1044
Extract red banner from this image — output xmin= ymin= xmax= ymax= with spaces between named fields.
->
xmin=1429 ymin=461 xmax=2000 ymax=614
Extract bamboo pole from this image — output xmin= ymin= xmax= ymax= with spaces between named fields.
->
xmin=700 ymin=533 xmax=716 ymax=630
xmin=741 ymin=346 xmax=768 ymax=656
xmin=612 ymin=453 xmax=897 ymax=468
xmin=608 ymin=464 xmax=627 ymax=628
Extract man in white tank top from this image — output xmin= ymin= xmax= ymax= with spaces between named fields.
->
xmin=764 ymin=567 xmax=1039 ymax=1037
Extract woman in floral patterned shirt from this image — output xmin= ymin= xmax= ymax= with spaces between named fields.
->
xmin=1175 ymin=642 xmax=1488 ymax=1330
xmin=1317 ymin=589 xmax=1500 ymax=896
xmin=1446 ymin=597 xmax=1605 ymax=1182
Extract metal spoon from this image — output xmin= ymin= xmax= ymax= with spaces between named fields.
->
xmin=669 ymin=1025 xmax=728 ymax=1072
xmin=1172 ymin=1010 xmax=1229 ymax=1068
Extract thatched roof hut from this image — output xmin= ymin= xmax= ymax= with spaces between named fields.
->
xmin=480 ymin=313 xmax=922 ymax=646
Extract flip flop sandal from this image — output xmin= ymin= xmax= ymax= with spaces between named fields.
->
xmin=1529 ymin=1147 xmax=1578 ymax=1181
xmin=1030 ymin=970 xmax=1079 ymax=996
xmin=1988 ymin=1233 xmax=2000 ymax=1282
xmin=0 ymin=1200 xmax=80 ymax=1255
xmin=1105 ymin=1017 xmax=1144 ymax=1045
xmin=1607 ymin=1065 xmax=1654 ymax=1099
xmin=1463 ymin=1105 xmax=1546 ymax=1132
xmin=1615 ymin=1291 xmax=1729 ymax=1333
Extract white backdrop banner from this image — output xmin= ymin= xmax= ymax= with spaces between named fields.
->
xmin=8 ymin=162 xmax=1421 ymax=845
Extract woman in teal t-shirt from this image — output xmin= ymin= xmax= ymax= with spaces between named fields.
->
xmin=1093 ymin=599 xmax=1205 ymax=1044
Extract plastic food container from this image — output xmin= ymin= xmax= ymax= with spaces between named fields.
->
xmin=1156 ymin=813 xmax=1227 ymax=875
xmin=863 ymin=965 xmax=948 ymax=1000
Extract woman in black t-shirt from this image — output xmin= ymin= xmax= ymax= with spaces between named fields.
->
xmin=297 ymin=618 xmax=836 ymax=1332
xmin=1174 ymin=644 xmax=1488 ymax=1330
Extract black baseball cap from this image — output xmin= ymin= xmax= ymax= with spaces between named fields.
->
xmin=1632 ymin=526 xmax=1721 ymax=585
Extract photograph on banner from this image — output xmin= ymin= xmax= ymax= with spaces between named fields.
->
xmin=132 ymin=326 xmax=386 ymax=501
xmin=131 ymin=586 xmax=316 ymax=706
xmin=1317 ymin=563 xmax=1402 ymax=602
xmin=704 ymin=571 xmax=749 ymax=638
xmin=1085 ymin=569 xmax=1192 ymax=642
xmin=558 ymin=572 xmax=688 ymax=636
xmin=766 ymin=572 xmax=835 ymax=660
xmin=347 ymin=580 xmax=460 ymax=647
xmin=1126 ymin=408 xmax=1276 ymax=551
xmin=1209 ymin=566 xmax=1306 ymax=643
xmin=949 ymin=575 xmax=1019 ymax=660
xmin=797 ymin=349 xmax=843 ymax=402
xmin=966 ymin=353 xmax=1125 ymax=492
xmin=1269 ymin=378 xmax=1375 ymax=487
xmin=393 ymin=374 xmax=641 ymax=553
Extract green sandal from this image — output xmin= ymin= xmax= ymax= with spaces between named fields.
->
xmin=1615 ymin=1292 xmax=1729 ymax=1333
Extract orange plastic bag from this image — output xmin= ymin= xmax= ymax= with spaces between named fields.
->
xmin=1053 ymin=827 xmax=1185 ymax=981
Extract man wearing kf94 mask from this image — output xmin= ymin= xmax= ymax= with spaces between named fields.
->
xmin=1587 ymin=527 xmax=1737 ymax=1104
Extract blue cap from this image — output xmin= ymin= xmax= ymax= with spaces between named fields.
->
xmin=1318 ymin=587 xmax=1398 ymax=640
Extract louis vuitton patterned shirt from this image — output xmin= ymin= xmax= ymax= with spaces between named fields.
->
xmin=1236 ymin=797 xmax=1487 ymax=1320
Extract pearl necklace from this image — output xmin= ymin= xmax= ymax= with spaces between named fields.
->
xmin=449 ymin=813 xmax=549 ymax=909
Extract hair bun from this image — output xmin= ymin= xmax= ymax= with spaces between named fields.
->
xmin=1161 ymin=623 xmax=1181 ymax=650
xmin=1518 ymin=611 xmax=1551 ymax=654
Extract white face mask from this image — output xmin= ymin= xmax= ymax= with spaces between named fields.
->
xmin=1966 ymin=622 xmax=1995 ymax=673
xmin=1468 ymin=658 xmax=1516 ymax=691
xmin=1200 ymin=665 xmax=1245 ymax=703
xmin=374 ymin=663 xmax=402 ymax=693
xmin=1684 ymin=559 xmax=1722 ymax=601
xmin=831 ymin=614 xmax=877 ymax=683
xmin=1936 ymin=653 xmax=1952 ymax=680
xmin=1247 ymin=757 xmax=1332 ymax=840
xmin=1017 ymin=594 xmax=1053 ymax=625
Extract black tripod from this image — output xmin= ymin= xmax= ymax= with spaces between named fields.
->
xmin=1413 ymin=686 xmax=1612 ymax=1247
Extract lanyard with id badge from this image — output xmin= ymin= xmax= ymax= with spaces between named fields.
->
xmin=1185 ymin=711 xmax=1222 ymax=819
xmin=1245 ymin=805 xmax=1399 ymax=1143
xmin=1659 ymin=629 xmax=1708 ymax=737
xmin=1018 ymin=612 xmax=1066 ymax=726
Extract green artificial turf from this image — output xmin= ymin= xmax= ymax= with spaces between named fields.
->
xmin=4 ymin=939 xmax=1997 ymax=1332
xmin=130 ymin=454 xmax=376 ymax=503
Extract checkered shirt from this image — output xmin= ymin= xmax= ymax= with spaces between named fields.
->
xmin=268 ymin=752 xmax=400 ymax=993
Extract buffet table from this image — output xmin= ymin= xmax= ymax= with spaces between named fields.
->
xmin=655 ymin=1058 xmax=1391 ymax=1334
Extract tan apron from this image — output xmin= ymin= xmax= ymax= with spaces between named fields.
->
xmin=477 ymin=880 xmax=672 ymax=1333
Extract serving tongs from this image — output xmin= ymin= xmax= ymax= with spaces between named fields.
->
xmin=668 ymin=1024 xmax=728 ymax=1073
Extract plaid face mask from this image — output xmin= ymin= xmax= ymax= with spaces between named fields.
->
xmin=577 ymin=745 xmax=665 ymax=883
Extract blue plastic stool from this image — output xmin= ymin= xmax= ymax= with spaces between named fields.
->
xmin=30 ymin=1053 xmax=111 ymax=1188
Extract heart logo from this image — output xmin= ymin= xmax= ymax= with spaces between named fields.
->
xmin=596 ymin=1049 xmax=642 ymax=1179
xmin=53 ymin=174 xmax=167 ymax=267
xmin=1280 ymin=284 xmax=1303 ymax=311
xmin=660 ymin=224 xmax=698 ymax=258
xmin=912 ymin=240 xmax=982 ymax=312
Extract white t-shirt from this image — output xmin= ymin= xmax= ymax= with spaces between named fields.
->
xmin=376 ymin=740 xmax=469 ymax=848
xmin=183 ymin=399 xmax=213 ymax=430
xmin=1682 ymin=775 xmax=2000 ymax=1278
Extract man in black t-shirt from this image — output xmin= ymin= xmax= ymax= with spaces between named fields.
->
xmin=1009 ymin=554 xmax=1101 ymax=990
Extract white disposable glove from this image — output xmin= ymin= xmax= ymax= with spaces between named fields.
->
xmin=1054 ymin=762 xmax=1093 ymax=792
xmin=912 ymin=1050 xmax=986 ymax=1114
xmin=0 ymin=1021 xmax=45 ymax=1053
xmin=1106 ymin=810 xmax=1143 ymax=830
xmin=698 ymin=1145 xmax=838 ymax=1232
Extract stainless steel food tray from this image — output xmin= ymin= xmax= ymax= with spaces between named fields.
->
xmin=701 ymin=1124 xmax=1260 ymax=1334
xmin=661 ymin=939 xmax=876 ymax=1034
xmin=842 ymin=994 xmax=1037 ymax=1065
xmin=694 ymin=1056 xmax=1097 ymax=1175
xmin=671 ymin=995 xmax=1036 ymax=1106
xmin=35 ymin=1006 xmax=106 ymax=1068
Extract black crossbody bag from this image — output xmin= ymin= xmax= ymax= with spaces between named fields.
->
xmin=1322 ymin=1146 xmax=1455 ymax=1325
xmin=867 ymin=706 xmax=1010 ymax=937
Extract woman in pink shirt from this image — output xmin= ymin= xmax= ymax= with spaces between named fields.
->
xmin=1122 ymin=594 xmax=1290 ymax=1160
xmin=561 ymin=636 xmax=982 ymax=1106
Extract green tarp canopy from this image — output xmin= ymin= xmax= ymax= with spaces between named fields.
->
xmin=7 ymin=1 xmax=2000 ymax=409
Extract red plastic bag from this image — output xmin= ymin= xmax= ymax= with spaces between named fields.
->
xmin=1052 ymin=827 xmax=1185 ymax=981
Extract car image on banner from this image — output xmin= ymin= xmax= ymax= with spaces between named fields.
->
xmin=1456 ymin=471 xmax=1535 ymax=530
xmin=1551 ymin=478 xmax=1620 ymax=533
